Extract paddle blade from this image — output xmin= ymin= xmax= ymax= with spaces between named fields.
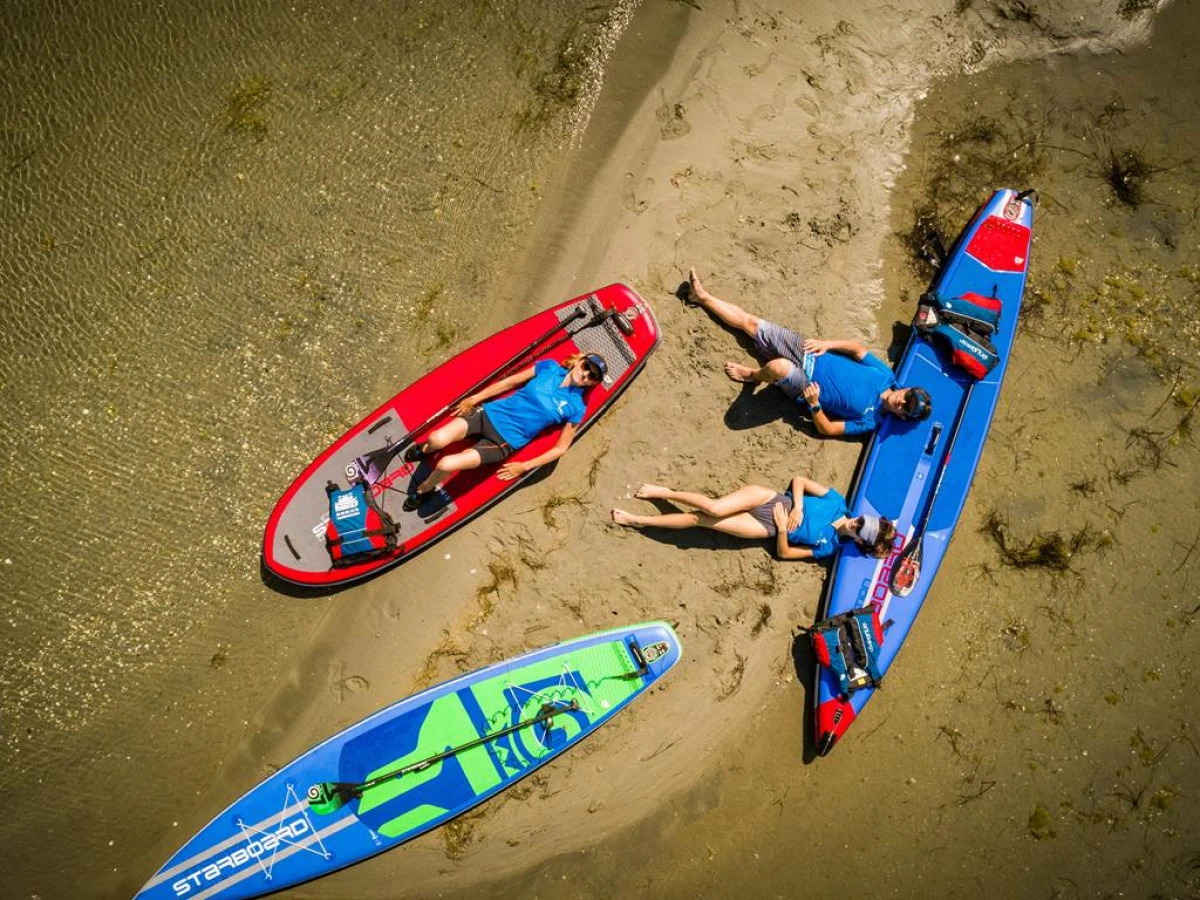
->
xmin=307 ymin=782 xmax=354 ymax=815
xmin=888 ymin=538 xmax=923 ymax=598
xmin=353 ymin=443 xmax=402 ymax=485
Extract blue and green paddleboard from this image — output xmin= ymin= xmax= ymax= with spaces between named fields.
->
xmin=136 ymin=622 xmax=681 ymax=899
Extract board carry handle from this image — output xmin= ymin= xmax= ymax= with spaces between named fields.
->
xmin=306 ymin=699 xmax=580 ymax=814
xmin=355 ymin=297 xmax=633 ymax=485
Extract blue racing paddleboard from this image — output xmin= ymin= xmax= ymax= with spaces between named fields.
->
xmin=813 ymin=189 xmax=1035 ymax=756
xmin=135 ymin=622 xmax=682 ymax=899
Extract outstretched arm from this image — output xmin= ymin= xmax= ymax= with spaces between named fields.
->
xmin=497 ymin=422 xmax=577 ymax=481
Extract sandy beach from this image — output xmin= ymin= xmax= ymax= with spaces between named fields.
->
xmin=4 ymin=0 xmax=1198 ymax=897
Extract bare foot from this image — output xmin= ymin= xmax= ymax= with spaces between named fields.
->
xmin=611 ymin=509 xmax=643 ymax=528
xmin=724 ymin=361 xmax=759 ymax=384
xmin=687 ymin=267 xmax=712 ymax=306
xmin=634 ymin=483 xmax=672 ymax=500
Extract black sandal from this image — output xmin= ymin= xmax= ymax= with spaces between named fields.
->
xmin=402 ymin=491 xmax=428 ymax=513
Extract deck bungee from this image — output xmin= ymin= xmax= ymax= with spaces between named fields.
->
xmin=812 ymin=188 xmax=1036 ymax=756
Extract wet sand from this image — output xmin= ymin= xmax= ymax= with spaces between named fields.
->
xmin=4 ymin=0 xmax=1198 ymax=898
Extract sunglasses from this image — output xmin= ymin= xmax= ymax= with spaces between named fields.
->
xmin=583 ymin=362 xmax=603 ymax=381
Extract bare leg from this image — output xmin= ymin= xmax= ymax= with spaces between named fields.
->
xmin=423 ymin=416 xmax=470 ymax=451
xmin=611 ymin=508 xmax=771 ymax=540
xmin=687 ymin=268 xmax=761 ymax=339
xmin=415 ymin=447 xmax=483 ymax=493
xmin=635 ymin=482 xmax=777 ymax=518
xmin=724 ymin=357 xmax=792 ymax=386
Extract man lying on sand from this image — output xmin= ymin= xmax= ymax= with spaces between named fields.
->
xmin=611 ymin=475 xmax=895 ymax=562
xmin=686 ymin=269 xmax=931 ymax=436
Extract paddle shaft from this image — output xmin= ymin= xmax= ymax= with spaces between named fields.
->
xmin=895 ymin=378 xmax=975 ymax=576
xmin=342 ymin=700 xmax=579 ymax=799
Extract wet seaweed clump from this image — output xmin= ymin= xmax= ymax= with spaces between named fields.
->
xmin=1028 ymin=802 xmax=1056 ymax=840
xmin=1105 ymin=148 xmax=1155 ymax=207
xmin=996 ymin=1 xmax=1039 ymax=24
xmin=1118 ymin=0 xmax=1157 ymax=19
xmin=980 ymin=510 xmax=1107 ymax=571
xmin=899 ymin=204 xmax=947 ymax=276
xmin=224 ymin=75 xmax=272 ymax=141
xmin=536 ymin=37 xmax=588 ymax=106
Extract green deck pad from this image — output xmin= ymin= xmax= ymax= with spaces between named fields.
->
xmin=361 ymin=638 xmax=644 ymax=839
xmin=357 ymin=693 xmax=504 ymax=819
xmin=467 ymin=640 xmax=643 ymax=770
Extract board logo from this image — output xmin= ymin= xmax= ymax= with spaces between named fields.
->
xmin=171 ymin=818 xmax=311 ymax=895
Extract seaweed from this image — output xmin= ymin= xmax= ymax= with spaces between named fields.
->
xmin=1104 ymin=148 xmax=1160 ymax=207
xmin=751 ymin=602 xmax=772 ymax=637
xmin=224 ymin=75 xmax=272 ymax=141
xmin=979 ymin=509 xmax=1105 ymax=571
xmin=541 ymin=492 xmax=585 ymax=529
xmin=1118 ymin=0 xmax=1157 ymax=20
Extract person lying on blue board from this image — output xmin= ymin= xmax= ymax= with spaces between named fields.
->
xmin=685 ymin=269 xmax=931 ymax=436
xmin=610 ymin=477 xmax=895 ymax=561
xmin=402 ymin=353 xmax=607 ymax=513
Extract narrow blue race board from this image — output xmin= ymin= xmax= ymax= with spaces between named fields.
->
xmin=136 ymin=622 xmax=682 ymax=899
xmin=814 ymin=189 xmax=1035 ymax=756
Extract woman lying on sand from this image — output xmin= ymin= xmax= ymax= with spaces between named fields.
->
xmin=611 ymin=476 xmax=894 ymax=562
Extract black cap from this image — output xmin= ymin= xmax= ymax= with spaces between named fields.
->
xmin=904 ymin=387 xmax=932 ymax=421
xmin=584 ymin=354 xmax=607 ymax=381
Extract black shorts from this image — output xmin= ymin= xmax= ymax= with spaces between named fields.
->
xmin=463 ymin=408 xmax=514 ymax=465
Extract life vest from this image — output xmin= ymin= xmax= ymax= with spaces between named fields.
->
xmin=324 ymin=479 xmax=399 ymax=567
xmin=915 ymin=290 xmax=1001 ymax=379
xmin=810 ymin=606 xmax=886 ymax=699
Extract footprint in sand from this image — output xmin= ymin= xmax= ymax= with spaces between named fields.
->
xmin=655 ymin=98 xmax=691 ymax=139
xmin=621 ymin=172 xmax=652 ymax=214
xmin=329 ymin=661 xmax=370 ymax=701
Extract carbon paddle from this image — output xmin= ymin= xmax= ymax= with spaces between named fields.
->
xmin=306 ymin=699 xmax=580 ymax=815
xmin=354 ymin=301 xmax=633 ymax=484
xmin=888 ymin=384 xmax=973 ymax=598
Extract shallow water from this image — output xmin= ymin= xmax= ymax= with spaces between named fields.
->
xmin=0 ymin=1 xmax=639 ymax=895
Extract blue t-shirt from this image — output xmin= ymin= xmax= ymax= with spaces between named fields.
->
xmin=810 ymin=351 xmax=895 ymax=436
xmin=786 ymin=487 xmax=849 ymax=560
xmin=483 ymin=360 xmax=587 ymax=450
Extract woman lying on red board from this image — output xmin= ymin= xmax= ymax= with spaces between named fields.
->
xmin=611 ymin=475 xmax=895 ymax=562
xmin=402 ymin=353 xmax=608 ymax=514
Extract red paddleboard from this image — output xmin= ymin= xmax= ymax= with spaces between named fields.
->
xmin=263 ymin=284 xmax=659 ymax=588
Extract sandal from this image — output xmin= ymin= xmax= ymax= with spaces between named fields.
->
xmin=403 ymin=443 xmax=429 ymax=463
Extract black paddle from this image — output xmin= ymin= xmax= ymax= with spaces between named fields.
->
xmin=306 ymin=699 xmax=580 ymax=815
xmin=888 ymin=384 xmax=973 ymax=598
xmin=354 ymin=301 xmax=633 ymax=484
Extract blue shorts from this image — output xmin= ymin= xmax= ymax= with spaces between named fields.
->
xmin=754 ymin=320 xmax=813 ymax=400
